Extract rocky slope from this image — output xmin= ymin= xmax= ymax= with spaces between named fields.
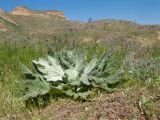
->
xmin=0 ymin=6 xmax=68 ymax=32
xmin=0 ymin=8 xmax=17 ymax=25
xmin=0 ymin=8 xmax=17 ymax=31
xmin=0 ymin=22 xmax=7 ymax=31
xmin=11 ymin=6 xmax=65 ymax=18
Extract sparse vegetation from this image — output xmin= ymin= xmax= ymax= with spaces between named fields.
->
xmin=0 ymin=12 xmax=160 ymax=119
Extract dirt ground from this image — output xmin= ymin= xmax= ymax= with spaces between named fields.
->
xmin=27 ymin=88 xmax=159 ymax=120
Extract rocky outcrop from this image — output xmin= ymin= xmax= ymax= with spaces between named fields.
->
xmin=45 ymin=11 xmax=64 ymax=17
xmin=11 ymin=6 xmax=66 ymax=18
xmin=11 ymin=7 xmax=32 ymax=16
xmin=0 ymin=8 xmax=17 ymax=25
xmin=0 ymin=9 xmax=9 ymax=31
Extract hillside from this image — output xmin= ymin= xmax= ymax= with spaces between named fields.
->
xmin=11 ymin=6 xmax=65 ymax=18
xmin=0 ymin=7 xmax=160 ymax=49
xmin=0 ymin=7 xmax=68 ymax=33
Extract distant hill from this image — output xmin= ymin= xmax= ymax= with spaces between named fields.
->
xmin=0 ymin=6 xmax=68 ymax=32
xmin=11 ymin=7 xmax=65 ymax=18
xmin=0 ymin=6 xmax=160 ymax=48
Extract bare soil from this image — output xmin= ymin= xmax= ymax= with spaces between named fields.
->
xmin=29 ymin=88 xmax=160 ymax=120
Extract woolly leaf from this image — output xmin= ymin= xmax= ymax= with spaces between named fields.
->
xmin=80 ymin=58 xmax=98 ymax=85
xmin=20 ymin=64 xmax=36 ymax=79
xmin=21 ymin=77 xmax=51 ymax=101
xmin=32 ymin=56 xmax=64 ymax=82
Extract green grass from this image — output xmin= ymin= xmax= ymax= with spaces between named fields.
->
xmin=0 ymin=18 xmax=160 ymax=120
xmin=0 ymin=39 xmax=159 ymax=119
xmin=0 ymin=42 xmax=47 ymax=117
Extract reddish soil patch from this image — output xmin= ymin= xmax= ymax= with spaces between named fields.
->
xmin=0 ymin=22 xmax=7 ymax=31
xmin=30 ymin=90 xmax=159 ymax=120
